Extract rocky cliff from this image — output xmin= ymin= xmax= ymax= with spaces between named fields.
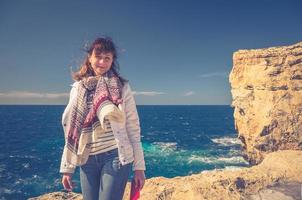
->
xmin=229 ymin=41 xmax=302 ymax=164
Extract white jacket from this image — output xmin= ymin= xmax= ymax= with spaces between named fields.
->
xmin=59 ymin=81 xmax=146 ymax=174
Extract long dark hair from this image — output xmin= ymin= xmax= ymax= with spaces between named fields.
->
xmin=72 ymin=37 xmax=127 ymax=85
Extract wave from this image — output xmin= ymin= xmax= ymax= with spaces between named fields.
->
xmin=152 ymin=142 xmax=178 ymax=152
xmin=9 ymin=155 xmax=37 ymax=159
xmin=187 ymin=154 xmax=249 ymax=165
xmin=211 ymin=136 xmax=242 ymax=146
xmin=217 ymin=156 xmax=248 ymax=164
xmin=0 ymin=188 xmax=16 ymax=195
xmin=146 ymin=141 xmax=248 ymax=166
xmin=0 ymin=174 xmax=64 ymax=199
xmin=21 ymin=163 xmax=30 ymax=169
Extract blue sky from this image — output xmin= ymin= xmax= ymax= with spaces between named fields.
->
xmin=0 ymin=0 xmax=301 ymax=105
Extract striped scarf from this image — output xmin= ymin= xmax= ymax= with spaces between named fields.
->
xmin=65 ymin=70 xmax=124 ymax=165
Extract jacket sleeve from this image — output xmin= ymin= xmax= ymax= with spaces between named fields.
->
xmin=124 ymin=83 xmax=146 ymax=171
xmin=59 ymin=82 xmax=78 ymax=174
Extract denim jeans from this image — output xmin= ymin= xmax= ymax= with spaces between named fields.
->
xmin=80 ymin=148 xmax=132 ymax=200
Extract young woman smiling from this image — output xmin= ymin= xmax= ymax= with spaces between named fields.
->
xmin=59 ymin=37 xmax=146 ymax=200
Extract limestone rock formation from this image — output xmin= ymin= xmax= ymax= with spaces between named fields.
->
xmin=229 ymin=41 xmax=302 ymax=164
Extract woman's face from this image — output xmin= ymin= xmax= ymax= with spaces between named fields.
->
xmin=89 ymin=49 xmax=114 ymax=76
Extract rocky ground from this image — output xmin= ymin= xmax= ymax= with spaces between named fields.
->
xmin=246 ymin=182 xmax=302 ymax=200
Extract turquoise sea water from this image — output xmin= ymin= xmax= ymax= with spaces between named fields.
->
xmin=0 ymin=105 xmax=249 ymax=199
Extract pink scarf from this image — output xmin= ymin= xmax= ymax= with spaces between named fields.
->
xmin=65 ymin=70 xmax=123 ymax=165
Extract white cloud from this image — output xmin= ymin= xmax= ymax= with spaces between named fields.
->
xmin=0 ymin=91 xmax=69 ymax=99
xmin=132 ymin=91 xmax=165 ymax=96
xmin=184 ymin=91 xmax=195 ymax=96
xmin=199 ymin=71 xmax=229 ymax=78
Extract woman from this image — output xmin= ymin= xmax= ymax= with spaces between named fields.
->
xmin=59 ymin=37 xmax=146 ymax=200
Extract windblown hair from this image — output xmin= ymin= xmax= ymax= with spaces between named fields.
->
xmin=72 ymin=37 xmax=127 ymax=85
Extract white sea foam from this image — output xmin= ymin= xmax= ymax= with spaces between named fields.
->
xmin=211 ymin=136 xmax=242 ymax=146
xmin=152 ymin=142 xmax=177 ymax=152
xmin=0 ymin=164 xmax=5 ymax=173
xmin=224 ymin=166 xmax=244 ymax=171
xmin=187 ymin=154 xmax=248 ymax=165
xmin=182 ymin=122 xmax=190 ymax=126
xmin=187 ymin=155 xmax=215 ymax=164
xmin=0 ymin=187 xmax=15 ymax=194
xmin=22 ymin=163 xmax=30 ymax=169
xmin=9 ymin=155 xmax=36 ymax=159
xmin=217 ymin=156 xmax=248 ymax=164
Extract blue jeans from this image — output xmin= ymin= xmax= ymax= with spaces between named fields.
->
xmin=80 ymin=148 xmax=132 ymax=200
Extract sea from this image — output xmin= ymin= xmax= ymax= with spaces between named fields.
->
xmin=0 ymin=105 xmax=249 ymax=200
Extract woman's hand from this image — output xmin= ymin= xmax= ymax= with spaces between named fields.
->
xmin=134 ymin=170 xmax=146 ymax=190
xmin=62 ymin=173 xmax=75 ymax=192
